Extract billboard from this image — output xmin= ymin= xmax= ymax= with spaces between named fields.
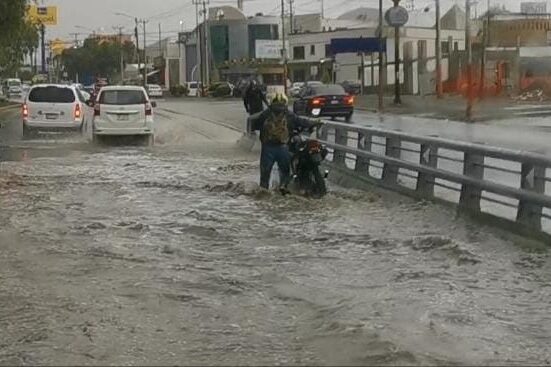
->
xmin=330 ymin=38 xmax=386 ymax=54
xmin=27 ymin=5 xmax=58 ymax=26
xmin=521 ymin=2 xmax=547 ymax=14
xmin=255 ymin=40 xmax=288 ymax=59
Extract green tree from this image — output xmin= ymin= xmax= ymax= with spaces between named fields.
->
xmin=61 ymin=38 xmax=136 ymax=82
xmin=0 ymin=0 xmax=39 ymax=76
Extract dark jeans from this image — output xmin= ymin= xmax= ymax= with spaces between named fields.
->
xmin=260 ymin=143 xmax=291 ymax=189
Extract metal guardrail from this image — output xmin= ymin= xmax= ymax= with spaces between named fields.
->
xmin=316 ymin=120 xmax=551 ymax=235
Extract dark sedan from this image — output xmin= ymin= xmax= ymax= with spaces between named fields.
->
xmin=292 ymin=84 xmax=354 ymax=122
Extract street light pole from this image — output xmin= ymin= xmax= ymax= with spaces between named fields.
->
xmin=393 ymin=0 xmax=402 ymax=105
xmin=143 ymin=20 xmax=148 ymax=88
xmin=281 ymin=0 xmax=288 ymax=94
xmin=378 ymin=0 xmax=384 ymax=112
xmin=435 ymin=0 xmax=443 ymax=98
xmin=465 ymin=0 xmax=473 ymax=121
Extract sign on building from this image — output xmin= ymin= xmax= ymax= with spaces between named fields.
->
xmin=255 ymin=40 xmax=289 ymax=59
xmin=26 ymin=5 xmax=58 ymax=25
xmin=521 ymin=2 xmax=547 ymax=14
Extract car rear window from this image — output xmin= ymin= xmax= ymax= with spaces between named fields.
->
xmin=9 ymin=80 xmax=22 ymax=87
xmin=28 ymin=86 xmax=76 ymax=103
xmin=313 ymin=85 xmax=346 ymax=95
xmin=99 ymin=90 xmax=146 ymax=105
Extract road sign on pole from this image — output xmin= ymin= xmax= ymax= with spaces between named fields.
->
xmin=27 ymin=5 xmax=58 ymax=26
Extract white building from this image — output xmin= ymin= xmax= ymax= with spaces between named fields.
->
xmin=288 ymin=6 xmax=467 ymax=95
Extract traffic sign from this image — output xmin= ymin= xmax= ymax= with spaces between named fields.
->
xmin=385 ymin=6 xmax=409 ymax=27
xmin=27 ymin=5 xmax=58 ymax=25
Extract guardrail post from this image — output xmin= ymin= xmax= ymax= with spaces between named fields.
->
xmin=382 ymin=136 xmax=401 ymax=185
xmin=355 ymin=132 xmax=371 ymax=175
xmin=318 ymin=124 xmax=329 ymax=141
xmin=333 ymin=127 xmax=348 ymax=166
xmin=459 ymin=152 xmax=484 ymax=212
xmin=516 ymin=164 xmax=545 ymax=230
xmin=416 ymin=144 xmax=438 ymax=198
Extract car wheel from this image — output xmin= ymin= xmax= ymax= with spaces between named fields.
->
xmin=22 ymin=124 xmax=33 ymax=140
xmin=344 ymin=113 xmax=353 ymax=123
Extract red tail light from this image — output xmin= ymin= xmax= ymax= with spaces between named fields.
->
xmin=344 ymin=95 xmax=355 ymax=105
xmin=22 ymin=104 xmax=29 ymax=119
xmin=310 ymin=97 xmax=326 ymax=106
xmin=74 ymin=103 xmax=82 ymax=120
xmin=94 ymin=104 xmax=101 ymax=116
xmin=145 ymin=102 xmax=152 ymax=116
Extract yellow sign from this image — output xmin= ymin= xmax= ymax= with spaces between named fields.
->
xmin=27 ymin=5 xmax=58 ymax=26
xmin=50 ymin=39 xmax=68 ymax=56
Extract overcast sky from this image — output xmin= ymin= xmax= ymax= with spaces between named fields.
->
xmin=41 ymin=0 xmax=526 ymax=43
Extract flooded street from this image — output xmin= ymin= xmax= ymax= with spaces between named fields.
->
xmin=1 ymin=101 xmax=551 ymax=365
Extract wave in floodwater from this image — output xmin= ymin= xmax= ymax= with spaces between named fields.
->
xmin=0 ymin=145 xmax=551 ymax=366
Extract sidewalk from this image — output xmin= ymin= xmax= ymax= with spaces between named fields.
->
xmin=354 ymin=94 xmax=551 ymax=122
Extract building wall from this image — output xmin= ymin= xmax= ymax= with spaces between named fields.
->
xmin=489 ymin=18 xmax=551 ymax=47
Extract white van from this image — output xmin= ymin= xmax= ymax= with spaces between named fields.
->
xmin=3 ymin=78 xmax=23 ymax=98
xmin=91 ymin=86 xmax=155 ymax=145
xmin=186 ymin=81 xmax=202 ymax=97
xmin=23 ymin=84 xmax=92 ymax=138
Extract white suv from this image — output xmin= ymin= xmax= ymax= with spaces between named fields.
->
xmin=91 ymin=86 xmax=155 ymax=145
xmin=23 ymin=84 xmax=91 ymax=138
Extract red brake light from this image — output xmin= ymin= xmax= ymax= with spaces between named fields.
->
xmin=311 ymin=97 xmax=325 ymax=106
xmin=22 ymin=104 xmax=28 ymax=119
xmin=145 ymin=102 xmax=152 ymax=116
xmin=94 ymin=104 xmax=100 ymax=116
xmin=74 ymin=103 xmax=82 ymax=120
xmin=344 ymin=95 xmax=355 ymax=105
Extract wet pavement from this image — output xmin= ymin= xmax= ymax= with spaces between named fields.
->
xmin=1 ymin=100 xmax=551 ymax=365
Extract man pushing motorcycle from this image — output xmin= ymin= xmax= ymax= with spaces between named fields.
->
xmin=251 ymin=93 xmax=323 ymax=193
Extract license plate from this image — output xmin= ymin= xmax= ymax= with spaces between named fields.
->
xmin=117 ymin=114 xmax=129 ymax=121
xmin=331 ymin=100 xmax=339 ymax=104
xmin=45 ymin=113 xmax=58 ymax=120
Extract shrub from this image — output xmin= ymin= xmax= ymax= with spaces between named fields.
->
xmin=212 ymin=84 xmax=232 ymax=98
xmin=170 ymin=84 xmax=188 ymax=97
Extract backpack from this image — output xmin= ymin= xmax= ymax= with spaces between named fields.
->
xmin=264 ymin=112 xmax=289 ymax=144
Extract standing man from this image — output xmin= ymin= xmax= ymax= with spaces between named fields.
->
xmin=243 ymin=79 xmax=266 ymax=116
xmin=251 ymin=93 xmax=322 ymax=192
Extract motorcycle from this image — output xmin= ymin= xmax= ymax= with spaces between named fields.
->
xmin=289 ymin=126 xmax=329 ymax=198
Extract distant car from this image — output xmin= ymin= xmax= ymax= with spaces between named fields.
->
xmin=147 ymin=84 xmax=163 ymax=98
xmin=22 ymin=84 xmax=93 ymax=138
xmin=186 ymin=81 xmax=202 ymax=97
xmin=340 ymin=80 xmax=361 ymax=95
xmin=2 ymin=78 xmax=23 ymax=98
xmin=91 ymin=86 xmax=155 ymax=146
xmin=292 ymin=83 xmax=355 ymax=122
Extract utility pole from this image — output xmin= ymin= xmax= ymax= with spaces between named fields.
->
xmin=465 ymin=0 xmax=473 ymax=121
xmin=143 ymin=20 xmax=148 ymax=88
xmin=289 ymin=0 xmax=294 ymax=34
xmin=479 ymin=0 xmax=490 ymax=98
xmin=40 ymin=23 xmax=46 ymax=74
xmin=135 ymin=18 xmax=141 ymax=80
xmin=393 ymin=0 xmax=402 ymax=105
xmin=113 ymin=26 xmax=125 ymax=83
xmin=281 ymin=0 xmax=288 ymax=94
xmin=320 ymin=0 xmax=324 ymax=18
xmin=435 ymin=0 xmax=443 ymax=98
xmin=203 ymin=0 xmax=210 ymax=87
xmin=360 ymin=52 xmax=365 ymax=95
xmin=159 ymin=23 xmax=163 ymax=59
xmin=193 ymin=0 xmax=204 ymax=95
xmin=378 ymin=0 xmax=384 ymax=112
